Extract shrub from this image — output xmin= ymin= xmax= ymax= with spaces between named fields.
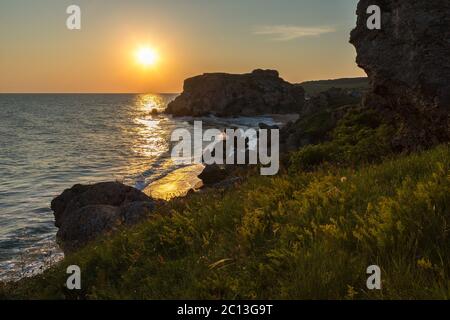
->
xmin=289 ymin=107 xmax=394 ymax=171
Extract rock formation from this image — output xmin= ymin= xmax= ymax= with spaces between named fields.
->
xmin=350 ymin=0 xmax=450 ymax=150
xmin=165 ymin=69 xmax=305 ymax=117
xmin=51 ymin=182 xmax=155 ymax=252
xmin=198 ymin=164 xmax=230 ymax=185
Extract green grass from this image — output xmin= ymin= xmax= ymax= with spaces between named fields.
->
xmin=1 ymin=143 xmax=449 ymax=300
xmin=289 ymin=106 xmax=394 ymax=171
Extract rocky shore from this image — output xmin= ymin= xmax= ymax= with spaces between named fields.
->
xmin=49 ymin=78 xmax=372 ymax=253
xmin=51 ymin=124 xmax=284 ymax=253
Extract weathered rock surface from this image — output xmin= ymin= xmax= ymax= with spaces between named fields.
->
xmin=165 ymin=69 xmax=305 ymax=117
xmin=51 ymin=182 xmax=155 ymax=252
xmin=350 ymin=0 xmax=450 ymax=150
xmin=198 ymin=164 xmax=230 ymax=185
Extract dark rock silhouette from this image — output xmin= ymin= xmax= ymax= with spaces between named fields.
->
xmin=165 ymin=69 xmax=305 ymax=117
xmin=51 ymin=182 xmax=155 ymax=252
xmin=198 ymin=164 xmax=229 ymax=185
xmin=258 ymin=123 xmax=279 ymax=130
xmin=350 ymin=0 xmax=450 ymax=150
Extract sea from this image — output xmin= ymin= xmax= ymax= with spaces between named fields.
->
xmin=0 ymin=93 xmax=285 ymax=281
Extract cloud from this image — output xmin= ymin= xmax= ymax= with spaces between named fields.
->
xmin=253 ymin=25 xmax=336 ymax=41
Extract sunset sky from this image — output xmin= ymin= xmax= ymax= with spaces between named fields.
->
xmin=0 ymin=0 xmax=365 ymax=93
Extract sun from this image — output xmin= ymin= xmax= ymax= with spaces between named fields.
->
xmin=136 ymin=47 xmax=159 ymax=67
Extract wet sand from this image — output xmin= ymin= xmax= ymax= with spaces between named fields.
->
xmin=144 ymin=164 xmax=205 ymax=200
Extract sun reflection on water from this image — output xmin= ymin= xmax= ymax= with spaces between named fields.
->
xmin=137 ymin=93 xmax=167 ymax=113
xmin=132 ymin=94 xmax=170 ymax=158
xmin=129 ymin=94 xmax=205 ymax=200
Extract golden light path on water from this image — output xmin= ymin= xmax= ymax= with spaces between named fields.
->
xmin=131 ymin=94 xmax=204 ymax=201
xmin=133 ymin=94 xmax=167 ymax=157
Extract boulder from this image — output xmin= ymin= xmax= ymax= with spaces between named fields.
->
xmin=165 ymin=69 xmax=305 ymax=117
xmin=56 ymin=205 xmax=122 ymax=253
xmin=51 ymin=182 xmax=155 ymax=252
xmin=198 ymin=164 xmax=230 ymax=185
xmin=350 ymin=0 xmax=450 ymax=150
xmin=120 ymin=201 xmax=156 ymax=225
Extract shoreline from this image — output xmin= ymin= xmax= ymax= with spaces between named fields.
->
xmin=0 ymin=113 xmax=297 ymax=283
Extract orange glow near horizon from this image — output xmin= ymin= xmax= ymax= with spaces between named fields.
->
xmin=0 ymin=2 xmax=366 ymax=93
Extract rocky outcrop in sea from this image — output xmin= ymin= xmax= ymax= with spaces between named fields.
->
xmin=165 ymin=69 xmax=305 ymax=117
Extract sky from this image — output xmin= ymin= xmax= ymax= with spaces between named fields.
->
xmin=0 ymin=0 xmax=365 ymax=93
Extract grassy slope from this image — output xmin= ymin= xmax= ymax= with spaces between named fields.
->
xmin=2 ymin=143 xmax=449 ymax=299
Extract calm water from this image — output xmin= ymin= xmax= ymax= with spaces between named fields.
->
xmin=0 ymin=94 xmax=281 ymax=281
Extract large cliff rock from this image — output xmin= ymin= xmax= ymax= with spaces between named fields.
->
xmin=350 ymin=0 xmax=450 ymax=150
xmin=51 ymin=182 xmax=155 ymax=253
xmin=165 ymin=69 xmax=305 ymax=117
